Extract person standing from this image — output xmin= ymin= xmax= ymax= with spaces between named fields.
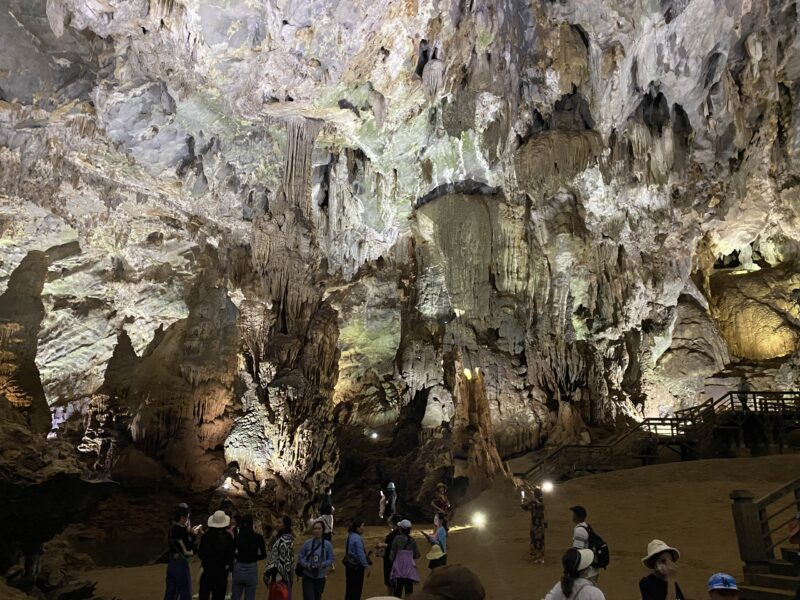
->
xmin=522 ymin=486 xmax=546 ymax=563
xmin=379 ymin=490 xmax=387 ymax=521
xmin=344 ymin=519 xmax=371 ymax=600
xmin=570 ymin=506 xmax=599 ymax=582
xmin=639 ymin=540 xmax=684 ymax=600
xmin=423 ymin=513 xmax=448 ymax=569
xmin=198 ymin=510 xmax=236 ymax=600
xmin=231 ymin=515 xmax=266 ymax=600
xmin=385 ymin=483 xmax=397 ymax=518
xmin=378 ymin=515 xmax=401 ymax=595
xmin=389 ymin=519 xmax=420 ymax=598
xmin=265 ymin=516 xmax=295 ymax=598
xmin=165 ymin=505 xmax=200 ymax=600
xmin=298 ymin=520 xmax=334 ymax=600
xmin=737 ymin=377 xmax=751 ymax=412
xmin=544 ymin=549 xmax=605 ymax=600
xmin=430 ymin=484 xmax=451 ymax=518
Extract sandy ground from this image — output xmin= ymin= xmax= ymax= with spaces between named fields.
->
xmin=84 ymin=454 xmax=800 ymax=600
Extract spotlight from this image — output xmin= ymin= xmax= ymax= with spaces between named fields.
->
xmin=222 ymin=477 xmax=231 ymax=491
xmin=464 ymin=368 xmax=472 ymax=380
xmin=370 ymin=432 xmax=379 ymax=440
xmin=541 ymin=480 xmax=554 ymax=493
xmin=471 ymin=511 xmax=487 ymax=528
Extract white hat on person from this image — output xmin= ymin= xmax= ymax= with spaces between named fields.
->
xmin=207 ymin=510 xmax=231 ymax=529
xmin=398 ymin=519 xmax=412 ymax=529
xmin=642 ymin=539 xmax=680 ymax=567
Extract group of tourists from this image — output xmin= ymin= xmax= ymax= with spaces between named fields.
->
xmin=163 ymin=483 xmax=450 ymax=600
xmin=164 ymin=480 xmax=800 ymax=600
xmin=521 ymin=498 xmax=786 ymax=600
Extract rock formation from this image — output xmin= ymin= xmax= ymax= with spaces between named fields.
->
xmin=1 ymin=0 xmax=800 ymax=534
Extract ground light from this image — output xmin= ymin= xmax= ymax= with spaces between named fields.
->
xmin=471 ymin=511 xmax=487 ymax=528
xmin=222 ymin=477 xmax=231 ymax=490
xmin=541 ymin=480 xmax=554 ymax=493
xmin=370 ymin=432 xmax=379 ymax=440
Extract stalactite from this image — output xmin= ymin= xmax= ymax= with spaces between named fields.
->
xmin=283 ymin=117 xmax=324 ymax=216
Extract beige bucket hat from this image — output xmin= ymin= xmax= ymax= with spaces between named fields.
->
xmin=642 ymin=539 xmax=680 ymax=567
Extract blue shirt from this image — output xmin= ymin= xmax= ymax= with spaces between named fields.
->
xmin=346 ymin=533 xmax=370 ymax=568
xmin=298 ymin=538 xmax=334 ymax=579
xmin=434 ymin=526 xmax=447 ymax=554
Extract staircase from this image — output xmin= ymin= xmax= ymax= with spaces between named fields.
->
xmin=512 ymin=391 xmax=800 ymax=482
xmin=730 ymin=478 xmax=800 ymax=600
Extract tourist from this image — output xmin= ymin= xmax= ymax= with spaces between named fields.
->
xmin=737 ymin=377 xmax=751 ymax=411
xmin=379 ymin=489 xmax=387 ymax=520
xmin=386 ymin=482 xmax=398 ymax=517
xmin=423 ymin=513 xmax=448 ymax=569
xmin=389 ymin=519 xmax=420 ymax=597
xmin=570 ymin=506 xmax=599 ymax=581
xmin=344 ymin=518 xmax=372 ymax=600
xmin=707 ymin=573 xmax=739 ymax=599
xmin=298 ymin=520 xmax=334 ymax=600
xmin=265 ymin=516 xmax=295 ymax=598
xmin=522 ymin=486 xmax=546 ymax=563
xmin=231 ymin=515 xmax=267 ymax=600
xmin=318 ymin=500 xmax=335 ymax=571
xmin=543 ymin=548 xmax=605 ymax=600
xmin=430 ymin=483 xmax=451 ymax=518
xmin=198 ymin=510 xmax=236 ymax=600
xmin=378 ymin=514 xmax=402 ymax=595
xmin=229 ymin=514 xmax=241 ymax=540
xmin=639 ymin=539 xmax=684 ymax=600
xmin=164 ymin=505 xmax=200 ymax=600
xmin=406 ymin=564 xmax=485 ymax=600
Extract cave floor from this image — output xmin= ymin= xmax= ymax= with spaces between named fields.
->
xmin=83 ymin=454 xmax=800 ymax=599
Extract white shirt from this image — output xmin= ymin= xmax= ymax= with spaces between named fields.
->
xmin=543 ymin=578 xmax=606 ymax=600
xmin=573 ymin=522 xmax=590 ymax=549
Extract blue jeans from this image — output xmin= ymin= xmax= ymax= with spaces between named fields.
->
xmin=164 ymin=557 xmax=191 ymax=600
xmin=231 ymin=562 xmax=258 ymax=600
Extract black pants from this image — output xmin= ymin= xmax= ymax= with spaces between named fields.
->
xmin=344 ymin=564 xmax=365 ymax=600
xmin=302 ymin=575 xmax=326 ymax=600
xmin=428 ymin=555 xmax=447 ymax=570
xmin=199 ymin=567 xmax=228 ymax=600
xmin=392 ymin=578 xmax=414 ymax=597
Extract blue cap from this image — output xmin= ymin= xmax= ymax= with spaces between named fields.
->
xmin=708 ymin=573 xmax=738 ymax=591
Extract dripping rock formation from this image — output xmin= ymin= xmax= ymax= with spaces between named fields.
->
xmin=1 ymin=0 xmax=800 ymax=581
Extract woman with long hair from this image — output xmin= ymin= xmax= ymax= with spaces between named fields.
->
xmin=264 ymin=516 xmax=294 ymax=598
xmin=343 ymin=519 xmax=371 ymax=600
xmin=231 ymin=515 xmax=266 ymax=600
xmin=544 ymin=549 xmax=606 ymax=599
xmin=423 ymin=512 xmax=448 ymax=569
xmin=298 ymin=520 xmax=334 ymax=600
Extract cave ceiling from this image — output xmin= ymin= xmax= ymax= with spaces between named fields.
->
xmin=1 ymin=0 xmax=800 ymax=507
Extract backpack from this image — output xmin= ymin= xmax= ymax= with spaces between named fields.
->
xmin=579 ymin=524 xmax=610 ymax=569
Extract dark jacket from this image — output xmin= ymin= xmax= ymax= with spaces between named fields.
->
xmin=199 ymin=527 xmax=236 ymax=572
xmin=639 ymin=574 xmax=685 ymax=600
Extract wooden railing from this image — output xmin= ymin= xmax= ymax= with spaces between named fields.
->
xmin=730 ymin=478 xmax=800 ymax=564
xmin=519 ymin=391 xmax=800 ymax=481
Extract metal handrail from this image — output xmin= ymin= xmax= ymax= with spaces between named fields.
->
xmin=521 ymin=391 xmax=800 ymax=480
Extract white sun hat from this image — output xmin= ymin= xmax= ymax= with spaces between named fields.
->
xmin=642 ymin=539 xmax=680 ymax=567
xmin=207 ymin=510 xmax=231 ymax=529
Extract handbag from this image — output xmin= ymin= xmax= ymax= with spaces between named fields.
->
xmin=268 ymin=581 xmax=289 ymax=600
xmin=342 ymin=534 xmax=362 ymax=568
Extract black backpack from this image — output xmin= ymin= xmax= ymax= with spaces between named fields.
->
xmin=579 ymin=524 xmax=610 ymax=569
